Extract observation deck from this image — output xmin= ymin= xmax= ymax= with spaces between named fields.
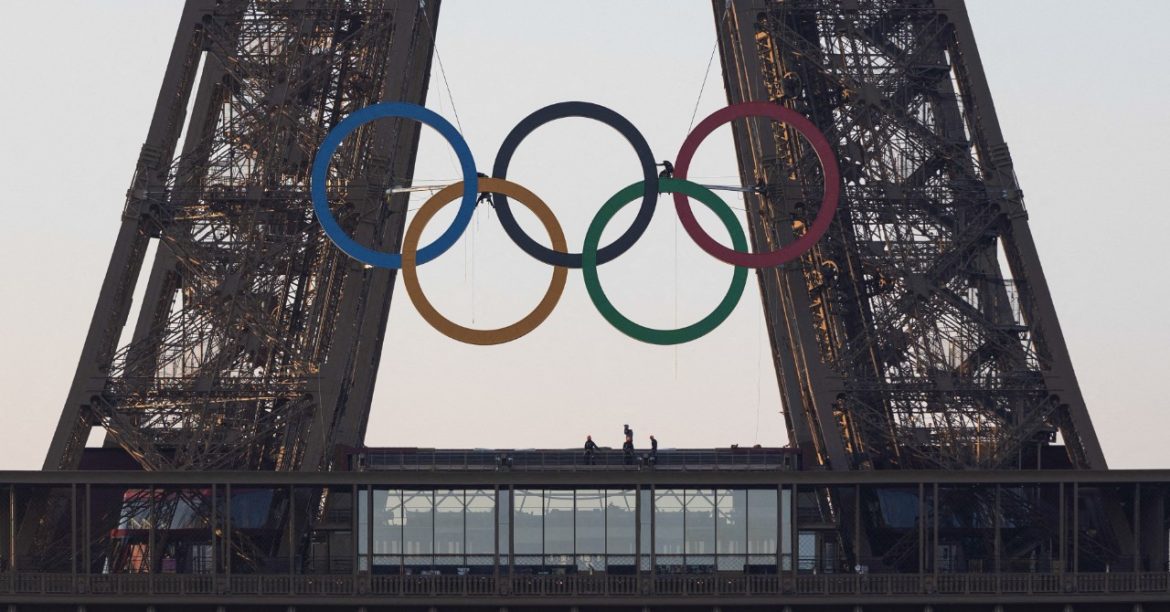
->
xmin=345 ymin=446 xmax=803 ymax=472
xmin=3 ymin=457 xmax=1170 ymax=610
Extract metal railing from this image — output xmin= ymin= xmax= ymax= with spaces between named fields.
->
xmin=358 ymin=447 xmax=800 ymax=471
xmin=4 ymin=572 xmax=1170 ymax=600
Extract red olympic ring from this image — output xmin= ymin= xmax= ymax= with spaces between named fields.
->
xmin=673 ymin=102 xmax=840 ymax=268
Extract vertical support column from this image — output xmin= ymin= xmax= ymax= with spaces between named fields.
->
xmin=43 ymin=0 xmax=216 ymax=472
xmin=771 ymin=486 xmax=778 ymax=578
xmin=932 ymin=483 xmax=939 ymax=577
xmin=225 ymin=483 xmax=232 ymax=580
xmin=917 ymin=482 xmax=925 ymax=576
xmin=210 ymin=484 xmax=217 ymax=578
xmin=937 ymin=0 xmax=1107 ymax=470
xmin=603 ymin=489 xmax=609 ymax=591
xmin=148 ymin=485 xmax=156 ymax=584
xmin=84 ymin=484 xmax=91 ymax=579
xmin=680 ymin=489 xmax=686 ymax=570
xmin=635 ymin=484 xmax=641 ymax=579
xmin=508 ymin=486 xmax=514 ymax=580
xmin=352 ymin=484 xmax=359 ymax=593
xmin=493 ymin=484 xmax=500 ymax=583
xmin=1059 ymin=482 xmax=1066 ymax=572
xmin=649 ymin=485 xmax=656 ymax=575
xmin=7 ymin=486 xmax=14 ymax=571
xmin=1072 ymin=483 xmax=1080 ymax=573
xmin=288 ymin=484 xmax=295 ymax=590
xmin=70 ymin=484 xmax=77 ymax=586
xmin=366 ymin=484 xmax=375 ymax=578
xmin=302 ymin=0 xmax=442 ymax=474
xmin=1134 ymin=484 xmax=1142 ymax=571
xmin=993 ymin=485 xmax=1001 ymax=575
xmin=853 ymin=484 xmax=860 ymax=570
xmin=572 ymin=491 xmax=578 ymax=577
xmin=789 ymin=485 xmax=797 ymax=582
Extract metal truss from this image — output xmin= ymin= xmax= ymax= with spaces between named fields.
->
xmin=27 ymin=0 xmax=1134 ymax=583
xmin=44 ymin=0 xmax=439 ymax=473
xmin=713 ymin=0 xmax=1106 ymax=472
xmin=2 ymin=469 xmax=1169 ymax=609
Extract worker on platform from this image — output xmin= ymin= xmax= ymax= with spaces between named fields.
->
xmin=623 ymin=433 xmax=634 ymax=465
xmin=584 ymin=435 xmax=598 ymax=465
xmin=476 ymin=172 xmax=492 ymax=206
xmin=648 ymin=434 xmax=658 ymax=465
xmin=657 ymin=160 xmax=674 ymax=179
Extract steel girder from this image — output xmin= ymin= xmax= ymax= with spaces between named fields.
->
xmin=45 ymin=0 xmax=439 ymax=473
xmin=711 ymin=0 xmax=1105 ymax=472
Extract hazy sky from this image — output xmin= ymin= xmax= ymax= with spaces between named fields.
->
xmin=1 ymin=1 xmax=1167 ymax=470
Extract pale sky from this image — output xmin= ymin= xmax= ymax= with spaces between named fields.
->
xmin=0 ymin=1 xmax=1167 ymax=470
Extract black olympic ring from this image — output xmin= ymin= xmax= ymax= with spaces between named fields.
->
xmin=490 ymin=101 xmax=659 ymax=269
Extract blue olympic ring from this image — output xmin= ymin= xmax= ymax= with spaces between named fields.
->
xmin=310 ymin=102 xmax=478 ymax=269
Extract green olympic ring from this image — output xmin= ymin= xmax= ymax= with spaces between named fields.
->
xmin=581 ymin=178 xmax=749 ymax=346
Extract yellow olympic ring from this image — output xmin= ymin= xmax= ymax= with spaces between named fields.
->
xmin=401 ymin=178 xmax=568 ymax=346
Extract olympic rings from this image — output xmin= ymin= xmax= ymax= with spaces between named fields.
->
xmin=311 ymin=102 xmax=478 ymax=269
xmin=491 ymin=101 xmax=659 ymax=268
xmin=582 ymin=179 xmax=748 ymax=345
xmin=673 ymin=101 xmax=840 ymax=268
xmin=401 ymin=178 xmax=568 ymax=346
xmin=311 ymin=100 xmax=841 ymax=346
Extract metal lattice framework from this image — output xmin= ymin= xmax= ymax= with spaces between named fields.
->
xmin=22 ymin=0 xmax=1137 ymax=586
xmin=44 ymin=0 xmax=439 ymax=473
xmin=713 ymin=0 xmax=1105 ymax=471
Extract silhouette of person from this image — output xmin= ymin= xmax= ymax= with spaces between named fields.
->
xmin=584 ymin=435 xmax=598 ymax=465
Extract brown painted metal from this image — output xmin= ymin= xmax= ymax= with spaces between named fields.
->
xmin=1 ymin=470 xmax=1168 ymax=608
xmin=711 ymin=0 xmax=1105 ymax=472
xmin=45 ymin=0 xmax=440 ymax=473
xmin=28 ymin=0 xmax=1138 ymax=599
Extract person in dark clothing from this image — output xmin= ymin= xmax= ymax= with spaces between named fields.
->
xmin=648 ymin=435 xmax=658 ymax=464
xmin=476 ymin=172 xmax=493 ymax=206
xmin=584 ymin=435 xmax=598 ymax=465
xmin=657 ymin=160 xmax=674 ymax=179
xmin=622 ymin=434 xmax=634 ymax=465
xmin=623 ymin=424 xmax=634 ymax=442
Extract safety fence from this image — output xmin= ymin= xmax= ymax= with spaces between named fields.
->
xmin=2 ymin=572 xmax=1170 ymax=599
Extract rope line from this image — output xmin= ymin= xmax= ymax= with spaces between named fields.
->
xmin=422 ymin=9 xmax=464 ymax=136
xmin=686 ymin=2 xmax=732 ymax=133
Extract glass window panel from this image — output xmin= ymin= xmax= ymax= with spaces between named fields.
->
xmin=607 ymin=489 xmax=636 ymax=555
xmin=748 ymin=488 xmax=778 ymax=555
xmin=577 ymin=553 xmax=606 ymax=573
xmin=781 ymin=488 xmax=792 ymax=561
xmin=717 ymin=555 xmax=745 ymax=571
xmin=575 ymin=490 xmax=605 ymax=554
xmin=639 ymin=488 xmax=651 ymax=561
xmin=403 ymin=490 xmax=433 ymax=555
xmin=230 ymin=489 xmax=274 ymax=529
xmin=170 ymin=492 xmax=206 ymax=530
xmin=513 ymin=490 xmax=542 ymax=555
xmin=656 ymin=555 xmax=684 ymax=573
xmin=434 ymin=490 xmax=464 ymax=556
xmin=654 ymin=489 xmax=684 ymax=555
xmin=497 ymin=489 xmax=510 ymax=556
xmin=688 ymin=555 xmax=715 ymax=571
xmin=358 ymin=489 xmax=369 ymax=556
xmin=374 ymin=489 xmax=403 ymax=556
xmin=544 ymin=490 xmax=574 ymax=555
xmin=798 ymin=531 xmax=817 ymax=571
xmin=466 ymin=489 xmax=494 ymax=555
xmin=685 ymin=489 xmax=715 ymax=555
xmin=717 ymin=489 xmax=747 ymax=555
